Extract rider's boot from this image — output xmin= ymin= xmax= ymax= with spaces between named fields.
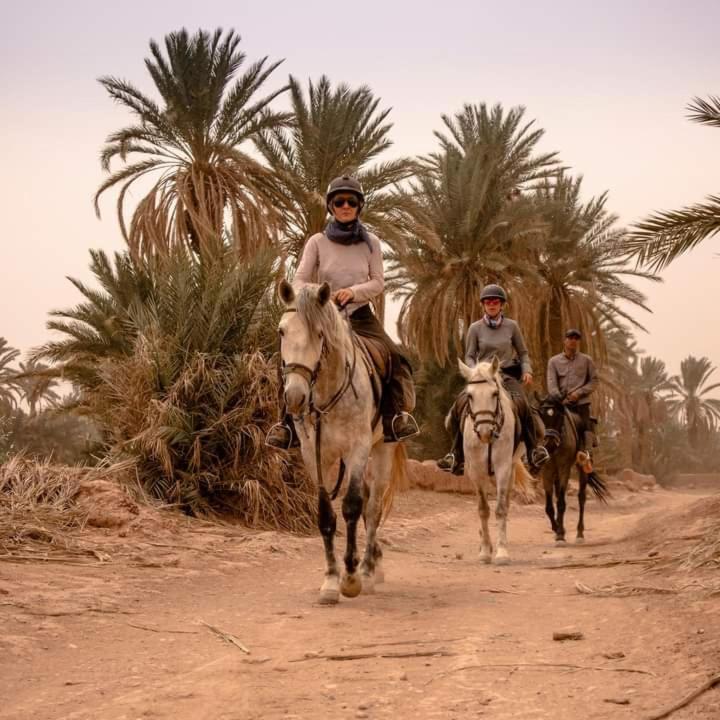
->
xmin=265 ymin=417 xmax=300 ymax=450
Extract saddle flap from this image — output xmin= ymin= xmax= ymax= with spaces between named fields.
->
xmin=356 ymin=335 xmax=392 ymax=383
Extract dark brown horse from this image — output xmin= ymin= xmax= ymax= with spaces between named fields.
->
xmin=537 ymin=396 xmax=610 ymax=544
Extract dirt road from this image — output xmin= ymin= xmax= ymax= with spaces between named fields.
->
xmin=2 ymin=486 xmax=719 ymax=719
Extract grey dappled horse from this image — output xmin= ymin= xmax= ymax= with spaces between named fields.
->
xmin=278 ymin=281 xmax=406 ymax=604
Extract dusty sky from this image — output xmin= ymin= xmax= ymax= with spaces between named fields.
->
xmin=2 ymin=0 xmax=719 ymax=378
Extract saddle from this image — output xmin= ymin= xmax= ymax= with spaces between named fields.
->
xmin=355 ymin=334 xmax=392 ymax=384
xmin=353 ymin=333 xmax=390 ymax=427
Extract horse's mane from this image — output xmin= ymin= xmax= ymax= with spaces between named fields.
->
xmin=294 ymin=285 xmax=348 ymax=354
xmin=467 ymin=361 xmax=505 ymax=387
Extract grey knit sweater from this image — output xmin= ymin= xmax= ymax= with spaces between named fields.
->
xmin=464 ymin=317 xmax=532 ymax=375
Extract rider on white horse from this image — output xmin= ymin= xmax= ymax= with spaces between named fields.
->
xmin=266 ymin=175 xmax=419 ymax=449
xmin=437 ymin=283 xmax=550 ymax=475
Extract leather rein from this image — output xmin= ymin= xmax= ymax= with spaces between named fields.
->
xmin=280 ymin=308 xmax=358 ymax=499
xmin=465 ymin=377 xmax=505 ymax=476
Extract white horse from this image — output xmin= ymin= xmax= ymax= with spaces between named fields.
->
xmin=278 ymin=280 xmax=406 ymax=604
xmin=456 ymin=357 xmax=529 ymax=565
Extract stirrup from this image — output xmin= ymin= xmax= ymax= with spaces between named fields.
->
xmin=531 ymin=446 xmax=550 ymax=466
xmin=265 ymin=422 xmax=294 ymax=450
xmin=437 ymin=453 xmax=456 ymax=471
xmin=390 ymin=412 xmax=420 ymax=442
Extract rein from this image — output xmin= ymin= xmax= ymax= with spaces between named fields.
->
xmin=281 ymin=308 xmax=359 ymax=499
xmin=466 ymin=377 xmax=505 ymax=476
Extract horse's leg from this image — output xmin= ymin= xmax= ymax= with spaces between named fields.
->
xmin=576 ymin=471 xmax=587 ymax=543
xmin=543 ymin=467 xmax=558 ymax=535
xmin=360 ymin=481 xmax=386 ymax=585
xmin=340 ymin=444 xmax=371 ymax=599
xmin=493 ymin=465 xmax=513 ymax=565
xmin=555 ymin=471 xmax=568 ymax=544
xmin=360 ymin=442 xmax=393 ymax=592
xmin=317 ymin=487 xmax=340 ymax=604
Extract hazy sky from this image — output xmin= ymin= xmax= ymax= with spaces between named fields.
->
xmin=2 ymin=0 xmax=719 ymax=377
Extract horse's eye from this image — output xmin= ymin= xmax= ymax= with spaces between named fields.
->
xmin=278 ymin=328 xmax=285 ymax=337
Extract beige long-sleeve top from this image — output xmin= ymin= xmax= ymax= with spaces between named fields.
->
xmin=293 ymin=232 xmax=384 ymax=314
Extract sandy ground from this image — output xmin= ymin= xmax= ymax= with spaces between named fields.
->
xmin=1 ymin=484 xmax=719 ymax=720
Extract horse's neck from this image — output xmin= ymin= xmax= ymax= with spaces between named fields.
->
xmin=314 ymin=327 xmax=352 ymax=404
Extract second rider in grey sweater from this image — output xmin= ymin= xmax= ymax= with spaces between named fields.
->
xmin=437 ymin=284 xmax=549 ymax=475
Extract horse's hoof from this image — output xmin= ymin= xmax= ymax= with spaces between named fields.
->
xmin=318 ymin=588 xmax=340 ymax=605
xmin=493 ymin=554 xmax=511 ymax=566
xmin=361 ymin=575 xmax=376 ymax=594
xmin=575 ymin=537 xmax=585 ymax=545
xmin=374 ymin=565 xmax=385 ymax=585
xmin=555 ymin=538 xmax=567 ymax=546
xmin=479 ymin=552 xmax=493 ymax=564
xmin=340 ymin=574 xmax=362 ymax=598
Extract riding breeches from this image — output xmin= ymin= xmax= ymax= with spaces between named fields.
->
xmin=348 ymin=304 xmax=415 ymax=417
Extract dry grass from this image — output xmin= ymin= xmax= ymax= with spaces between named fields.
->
xmin=0 ymin=456 xmax=93 ymax=555
xmin=88 ymin=347 xmax=316 ymax=532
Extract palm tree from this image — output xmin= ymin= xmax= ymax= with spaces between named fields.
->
xmin=34 ymin=250 xmax=153 ymax=390
xmin=0 ymin=337 xmax=20 ymax=412
xmin=626 ymin=95 xmax=720 ymax=270
xmin=95 ymin=28 xmax=290 ymax=259
xmin=386 ymin=103 xmax=559 ymax=365
xmin=667 ymin=355 xmax=720 ymax=448
xmin=256 ymin=75 xmax=417 ymax=261
xmin=515 ymin=173 xmax=659 ymax=377
xmin=14 ymin=361 xmax=61 ymax=416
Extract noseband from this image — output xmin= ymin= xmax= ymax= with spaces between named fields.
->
xmin=466 ymin=378 xmax=505 ymax=440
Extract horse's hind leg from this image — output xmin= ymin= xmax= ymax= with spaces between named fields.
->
xmin=576 ymin=472 xmax=587 ymax=543
xmin=477 ymin=486 xmax=493 ymax=564
xmin=493 ymin=469 xmax=513 ymax=565
xmin=340 ymin=444 xmax=371 ymax=599
xmin=543 ymin=468 xmax=558 ymax=535
xmin=318 ymin=487 xmax=340 ymax=604
xmin=360 ymin=443 xmax=392 ymax=593
xmin=555 ymin=474 xmax=567 ymax=544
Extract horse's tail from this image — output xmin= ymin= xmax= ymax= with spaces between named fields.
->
xmin=382 ymin=443 xmax=408 ymax=522
xmin=585 ymin=470 xmax=611 ymax=504
xmin=512 ymin=458 xmax=536 ymax=503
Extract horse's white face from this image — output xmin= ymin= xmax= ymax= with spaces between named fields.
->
xmin=278 ymin=280 xmax=330 ymax=415
xmin=459 ymin=357 xmax=502 ymax=443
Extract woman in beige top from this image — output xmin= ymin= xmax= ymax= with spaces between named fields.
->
xmin=266 ymin=176 xmax=418 ymax=449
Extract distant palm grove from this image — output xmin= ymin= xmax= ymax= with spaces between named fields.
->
xmin=2 ymin=28 xmax=719 ymax=523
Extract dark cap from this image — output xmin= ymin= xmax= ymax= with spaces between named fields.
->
xmin=565 ymin=329 xmax=582 ymax=339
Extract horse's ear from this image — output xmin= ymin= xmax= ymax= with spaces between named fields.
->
xmin=279 ymin=279 xmax=295 ymax=304
xmin=490 ymin=355 xmax=500 ymax=374
xmin=318 ymin=282 xmax=331 ymax=307
xmin=458 ymin=359 xmax=473 ymax=380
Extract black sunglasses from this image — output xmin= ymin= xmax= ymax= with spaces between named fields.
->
xmin=332 ymin=197 xmax=359 ymax=209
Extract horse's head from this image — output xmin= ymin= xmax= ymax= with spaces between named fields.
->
xmin=458 ymin=356 xmax=503 ymax=443
xmin=277 ymin=279 xmax=341 ymax=416
xmin=538 ymin=394 xmax=565 ymax=449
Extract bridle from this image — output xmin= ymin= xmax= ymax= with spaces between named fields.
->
xmin=280 ymin=307 xmax=358 ymax=498
xmin=465 ymin=376 xmax=505 ymax=476
xmin=466 ymin=377 xmax=505 ymax=441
